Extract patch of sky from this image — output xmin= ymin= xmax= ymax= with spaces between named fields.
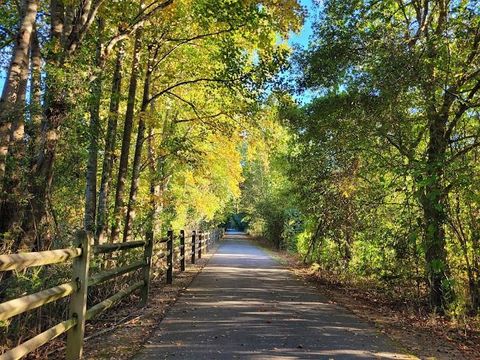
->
xmin=288 ymin=0 xmax=318 ymax=50
xmin=283 ymin=0 xmax=326 ymax=105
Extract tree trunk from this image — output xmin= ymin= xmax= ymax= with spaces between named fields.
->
xmin=84 ymin=18 xmax=105 ymax=234
xmin=110 ymin=30 xmax=142 ymax=243
xmin=96 ymin=46 xmax=125 ymax=244
xmin=20 ymin=0 xmax=103 ymax=249
xmin=0 ymin=32 xmax=31 ymax=243
xmin=15 ymin=0 xmax=66 ymax=251
xmin=24 ymin=95 xmax=63 ymax=250
xmin=0 ymin=0 xmax=38 ymax=189
xmin=123 ymin=46 xmax=153 ymax=243
xmin=304 ymin=219 xmax=322 ymax=264
xmin=29 ymin=26 xmax=43 ymax=155
xmin=3 ymin=44 xmax=30 ymax=203
xmin=147 ymin=125 xmax=159 ymax=235
xmin=469 ymin=213 xmax=480 ymax=312
xmin=422 ymin=112 xmax=450 ymax=310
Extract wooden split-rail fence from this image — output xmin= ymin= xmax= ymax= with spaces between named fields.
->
xmin=0 ymin=228 xmax=224 ymax=360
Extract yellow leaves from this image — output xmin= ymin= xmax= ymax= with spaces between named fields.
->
xmin=339 ymin=178 xmax=356 ymax=198
xmin=163 ymin=129 xmax=244 ymax=228
xmin=333 ymin=159 xmax=361 ymax=198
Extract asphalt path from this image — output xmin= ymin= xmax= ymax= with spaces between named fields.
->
xmin=134 ymin=232 xmax=413 ymax=359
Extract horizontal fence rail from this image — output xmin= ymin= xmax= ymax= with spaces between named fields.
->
xmin=0 ymin=227 xmax=224 ymax=360
xmin=92 ymin=240 xmax=146 ymax=255
xmin=0 ymin=248 xmax=82 ymax=271
xmin=0 ymin=281 xmax=77 ymax=321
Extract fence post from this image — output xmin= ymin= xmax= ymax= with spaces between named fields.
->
xmin=204 ymin=231 xmax=208 ymax=254
xmin=167 ymin=230 xmax=173 ymax=284
xmin=66 ymin=230 xmax=90 ymax=360
xmin=180 ymin=230 xmax=185 ymax=271
xmin=198 ymin=231 xmax=202 ymax=259
xmin=191 ymin=230 xmax=196 ymax=264
xmin=140 ymin=230 xmax=154 ymax=306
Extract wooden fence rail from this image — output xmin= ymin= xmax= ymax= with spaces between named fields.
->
xmin=0 ymin=227 xmax=224 ymax=360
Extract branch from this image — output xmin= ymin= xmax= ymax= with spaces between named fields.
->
xmin=385 ymin=134 xmax=416 ymax=162
xmin=0 ymin=37 xmax=14 ymax=50
xmin=447 ymin=140 xmax=480 ymax=164
xmin=445 ymin=78 xmax=480 ymax=140
xmin=448 ymin=134 xmax=478 ymax=144
xmin=166 ymin=91 xmax=201 ymax=118
xmin=464 ymin=23 xmax=480 ymax=73
xmin=0 ymin=25 xmax=15 ymax=38
xmin=130 ymin=0 xmax=167 ymax=25
xmin=174 ymin=112 xmax=225 ymax=124
xmin=102 ymin=0 xmax=173 ymax=58
xmin=454 ymin=68 xmax=480 ymax=92
xmin=151 ymin=26 xmax=242 ymax=71
xmin=147 ymin=77 xmax=239 ymax=105
xmin=166 ymin=91 xmax=228 ymax=127
xmin=165 ymin=25 xmax=243 ymax=42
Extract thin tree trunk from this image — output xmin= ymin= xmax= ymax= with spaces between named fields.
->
xmin=111 ymin=30 xmax=142 ymax=243
xmin=25 ymin=101 xmax=62 ymax=250
xmin=29 ymin=26 xmax=43 ymax=154
xmin=123 ymin=46 xmax=153 ymax=243
xmin=0 ymin=0 xmax=38 ymax=190
xmin=96 ymin=46 xmax=125 ymax=244
xmin=304 ymin=219 xmax=322 ymax=264
xmin=84 ymin=18 xmax=105 ymax=234
xmin=147 ymin=125 xmax=159 ymax=236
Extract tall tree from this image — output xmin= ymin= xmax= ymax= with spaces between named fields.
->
xmin=297 ymin=0 xmax=480 ymax=309
xmin=96 ymin=46 xmax=125 ymax=244
xmin=0 ymin=0 xmax=38 ymax=186
xmin=111 ymin=29 xmax=143 ymax=243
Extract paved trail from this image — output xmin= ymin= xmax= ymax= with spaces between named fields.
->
xmin=134 ymin=233 xmax=413 ymax=359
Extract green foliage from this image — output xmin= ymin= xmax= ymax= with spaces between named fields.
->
xmin=292 ymin=0 xmax=478 ymax=315
xmin=241 ymin=0 xmax=480 ymax=316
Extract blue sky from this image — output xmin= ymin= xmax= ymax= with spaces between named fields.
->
xmin=289 ymin=0 xmax=316 ymax=49
xmin=286 ymin=0 xmax=318 ymax=104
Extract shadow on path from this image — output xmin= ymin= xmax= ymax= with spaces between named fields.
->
xmin=133 ymin=232 xmax=414 ymax=359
